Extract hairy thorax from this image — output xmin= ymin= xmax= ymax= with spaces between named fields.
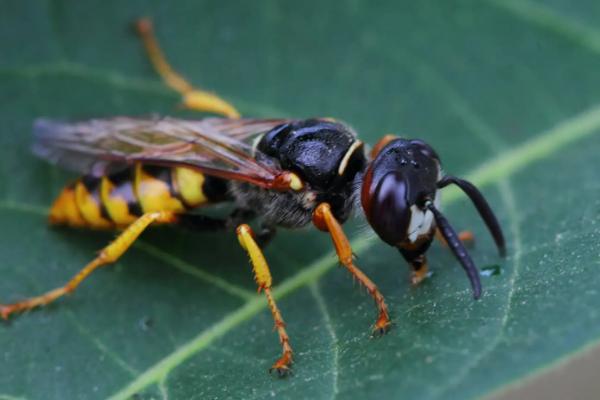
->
xmin=229 ymin=181 xmax=322 ymax=228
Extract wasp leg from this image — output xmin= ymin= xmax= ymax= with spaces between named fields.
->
xmin=236 ymin=224 xmax=293 ymax=376
xmin=312 ymin=203 xmax=391 ymax=336
xmin=397 ymin=235 xmax=434 ymax=286
xmin=435 ymin=229 xmax=474 ymax=247
xmin=401 ymin=230 xmax=471 ymax=286
xmin=408 ymin=254 xmax=430 ymax=286
xmin=0 ymin=211 xmax=177 ymax=320
xmin=134 ymin=18 xmax=240 ymax=118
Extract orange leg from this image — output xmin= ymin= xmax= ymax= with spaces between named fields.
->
xmin=135 ymin=18 xmax=240 ymax=118
xmin=313 ymin=203 xmax=391 ymax=336
xmin=236 ymin=224 xmax=293 ymax=376
xmin=409 ymin=255 xmax=430 ymax=286
xmin=0 ymin=211 xmax=177 ymax=319
xmin=436 ymin=229 xmax=474 ymax=247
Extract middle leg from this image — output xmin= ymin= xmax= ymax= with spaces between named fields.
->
xmin=236 ymin=224 xmax=292 ymax=376
xmin=398 ymin=234 xmax=435 ymax=286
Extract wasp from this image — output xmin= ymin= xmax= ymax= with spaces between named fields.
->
xmin=0 ymin=19 xmax=505 ymax=376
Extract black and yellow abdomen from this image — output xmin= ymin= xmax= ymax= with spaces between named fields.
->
xmin=49 ymin=164 xmax=228 ymax=228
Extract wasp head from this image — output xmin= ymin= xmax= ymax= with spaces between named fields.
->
xmin=360 ymin=136 xmax=506 ymax=300
xmin=361 ymin=138 xmax=440 ymax=246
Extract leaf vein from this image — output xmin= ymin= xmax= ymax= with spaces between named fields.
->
xmin=133 ymin=240 xmax=255 ymax=301
xmin=0 ymin=395 xmax=28 ymax=400
xmin=309 ymin=282 xmax=340 ymax=399
xmin=63 ymin=310 xmax=140 ymax=377
xmin=381 ymin=47 xmax=507 ymax=153
xmin=0 ymin=61 xmax=290 ymax=117
xmin=485 ymin=0 xmax=600 ymax=55
xmin=159 ymin=378 xmax=169 ymax=400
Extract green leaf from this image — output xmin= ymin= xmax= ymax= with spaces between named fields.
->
xmin=1 ymin=1 xmax=599 ymax=399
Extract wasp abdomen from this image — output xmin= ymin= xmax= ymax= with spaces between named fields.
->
xmin=49 ymin=164 xmax=228 ymax=228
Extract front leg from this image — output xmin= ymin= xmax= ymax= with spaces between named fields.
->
xmin=407 ymin=254 xmax=430 ymax=286
xmin=398 ymin=234 xmax=435 ymax=286
xmin=312 ymin=203 xmax=391 ymax=336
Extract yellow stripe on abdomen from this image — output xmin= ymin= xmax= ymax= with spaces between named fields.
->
xmin=49 ymin=185 xmax=87 ymax=227
xmin=100 ymin=176 xmax=137 ymax=226
xmin=173 ymin=167 xmax=210 ymax=207
xmin=134 ymin=164 xmax=185 ymax=213
xmin=74 ymin=179 xmax=113 ymax=228
xmin=49 ymin=163 xmax=228 ymax=228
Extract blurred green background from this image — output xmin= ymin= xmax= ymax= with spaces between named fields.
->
xmin=1 ymin=1 xmax=599 ymax=399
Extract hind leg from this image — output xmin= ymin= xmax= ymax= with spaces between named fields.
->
xmin=435 ymin=229 xmax=474 ymax=247
xmin=0 ymin=211 xmax=177 ymax=319
xmin=135 ymin=18 xmax=240 ymax=118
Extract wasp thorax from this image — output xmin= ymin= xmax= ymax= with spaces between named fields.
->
xmin=257 ymin=119 xmax=366 ymax=191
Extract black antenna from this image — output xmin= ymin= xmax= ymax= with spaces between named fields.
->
xmin=426 ymin=201 xmax=482 ymax=299
xmin=438 ymin=175 xmax=506 ymax=257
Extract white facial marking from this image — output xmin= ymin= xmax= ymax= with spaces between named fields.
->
xmin=407 ymin=206 xmax=433 ymax=242
xmin=407 ymin=189 xmax=441 ymax=243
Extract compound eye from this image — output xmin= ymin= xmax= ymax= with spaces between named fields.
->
xmin=367 ymin=171 xmax=411 ymax=245
xmin=409 ymin=139 xmax=439 ymax=161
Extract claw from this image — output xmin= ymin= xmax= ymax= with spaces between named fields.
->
xmin=269 ymin=352 xmax=293 ymax=378
xmin=0 ymin=304 xmax=12 ymax=320
xmin=371 ymin=313 xmax=392 ymax=337
xmin=410 ymin=269 xmax=432 ymax=286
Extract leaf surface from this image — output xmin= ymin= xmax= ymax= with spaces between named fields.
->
xmin=1 ymin=1 xmax=599 ymax=399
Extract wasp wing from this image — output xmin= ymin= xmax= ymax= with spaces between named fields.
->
xmin=33 ymin=117 xmax=294 ymax=189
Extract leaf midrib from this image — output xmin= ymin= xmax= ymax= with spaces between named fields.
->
xmin=2 ymin=2 xmax=600 ymax=399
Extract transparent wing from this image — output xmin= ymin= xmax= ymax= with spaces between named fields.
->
xmin=33 ymin=117 xmax=296 ymax=189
